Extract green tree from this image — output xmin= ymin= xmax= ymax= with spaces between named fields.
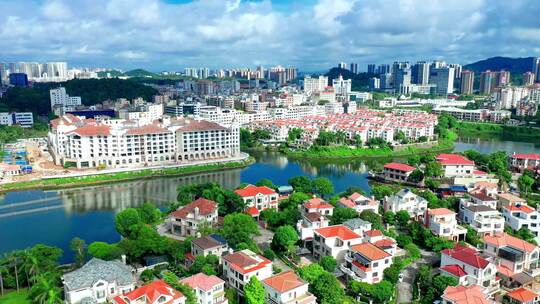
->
xmin=298 ymin=263 xmax=326 ymax=284
xmin=271 ymin=225 xmax=299 ymax=255
xmin=408 ymin=169 xmax=424 ymax=183
xmin=518 ymin=174 xmax=535 ymax=195
xmin=222 ymin=213 xmax=260 ymax=247
xmin=87 ymin=242 xmax=124 ymax=260
xmin=255 ymin=178 xmax=277 ymax=190
xmin=408 ymin=155 xmax=422 ymax=166
xmin=359 ymin=210 xmax=383 ymax=230
xmin=424 ymin=178 xmax=440 ymax=190
xmin=395 ymin=210 xmax=410 ymax=226
xmin=383 ymin=211 xmax=396 ymax=225
xmin=137 ymin=203 xmax=162 ymax=224
xmin=69 ymin=237 xmax=87 ymax=268
xmin=312 ymin=177 xmax=334 ymax=196
xmin=396 ymin=234 xmax=412 ymax=247
xmin=372 ymin=280 xmax=394 ymax=303
xmin=244 ymin=276 xmax=265 ymax=304
xmin=319 ymin=256 xmax=337 ymax=272
xmin=288 ymin=176 xmax=313 ymax=193
xmin=330 ymin=207 xmax=359 ymax=225
xmin=371 ymin=185 xmax=396 ymax=200
xmin=311 ymin=272 xmax=345 ymax=304
xmin=29 ymin=273 xmax=62 ymax=304
xmin=465 ymin=225 xmax=482 ymax=247
xmin=115 ymin=208 xmax=142 ymax=237
xmin=424 ymin=161 xmax=443 ymax=178
xmin=288 ymin=128 xmax=303 ymax=142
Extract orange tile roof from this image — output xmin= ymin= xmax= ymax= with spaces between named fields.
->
xmin=126 ymin=124 xmax=169 ymax=135
xmin=245 ymin=206 xmax=260 ymax=217
xmin=112 ymin=280 xmax=184 ymax=304
xmin=314 ymin=225 xmax=361 ymax=241
xmin=443 ymin=285 xmax=491 ymax=304
xmin=506 ymin=287 xmax=539 ymax=303
xmin=504 ymin=204 xmax=534 ymax=214
xmin=483 ymin=232 xmax=537 ymax=253
xmin=384 ymin=162 xmax=416 ymax=172
xmin=372 ymin=239 xmax=395 ymax=248
xmin=263 ymin=271 xmax=306 ymax=293
xmin=350 ymin=242 xmax=391 ymax=261
xmin=429 ymin=208 xmax=455 ymax=216
xmin=69 ymin=124 xmax=111 ymax=136
xmin=497 ymin=265 xmax=514 ymax=277
xmin=180 ymin=273 xmax=224 ymax=292
xmin=235 ymin=185 xmax=277 ymax=197
xmin=170 ymin=198 xmax=217 ymax=218
xmin=364 ymin=230 xmax=382 ymax=237
xmin=304 ymin=197 xmax=334 ymax=209
xmin=223 ymin=251 xmax=272 ymax=274
xmin=436 ymin=154 xmax=475 ymax=166
xmin=497 ymin=193 xmax=526 ymax=203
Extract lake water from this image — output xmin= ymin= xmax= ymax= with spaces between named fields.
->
xmin=1 ymin=138 xmax=539 ymax=262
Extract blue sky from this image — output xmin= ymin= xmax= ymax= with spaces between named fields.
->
xmin=1 ymin=0 xmax=539 ymax=72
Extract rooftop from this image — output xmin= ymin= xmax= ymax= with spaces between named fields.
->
xmin=350 ymin=242 xmax=391 ymax=261
xmin=62 ymin=258 xmax=134 ymax=291
xmin=441 ymin=245 xmax=490 ymax=269
xmin=506 ymin=287 xmax=539 ymax=303
xmin=483 ymin=232 xmax=537 ymax=253
xmin=436 ymin=154 xmax=475 ymax=166
xmin=442 ymin=285 xmax=492 ymax=304
xmin=170 ymin=198 xmax=217 ymax=218
xmin=113 ymin=280 xmax=183 ymax=304
xmin=263 ymin=271 xmax=306 ymax=293
xmin=180 ymin=273 xmax=224 ymax=292
xmin=314 ymin=225 xmax=361 ymax=241
xmin=235 ymin=185 xmax=277 ymax=197
xmin=384 ymin=162 xmax=416 ymax=172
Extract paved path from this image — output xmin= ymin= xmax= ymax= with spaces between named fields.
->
xmin=397 ymin=249 xmax=439 ymax=304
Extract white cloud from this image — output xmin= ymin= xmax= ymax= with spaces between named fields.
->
xmin=0 ymin=0 xmax=539 ymax=71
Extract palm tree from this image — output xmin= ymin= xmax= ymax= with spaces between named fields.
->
xmin=21 ymin=250 xmax=40 ymax=287
xmin=6 ymin=254 xmax=21 ymax=292
xmin=30 ymin=274 xmax=62 ymax=304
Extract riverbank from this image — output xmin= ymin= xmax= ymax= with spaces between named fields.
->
xmin=0 ymin=156 xmax=254 ymax=193
xmin=457 ymin=121 xmax=540 ymax=142
xmin=284 ymin=133 xmax=456 ymax=159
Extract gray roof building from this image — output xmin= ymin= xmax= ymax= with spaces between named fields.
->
xmin=62 ymin=258 xmax=135 ymax=291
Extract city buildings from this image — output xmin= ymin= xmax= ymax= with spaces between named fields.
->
xmin=332 ymin=75 xmax=352 ymax=97
xmin=412 ymin=61 xmax=430 ymax=85
xmin=112 ymin=280 xmax=186 ymax=304
xmin=50 ymin=87 xmax=82 ymax=115
xmin=460 ymin=70 xmax=474 ymax=94
xmin=222 ymin=249 xmax=273 ymax=293
xmin=350 ymin=63 xmax=358 ymax=74
xmin=0 ymin=112 xmax=33 ymax=128
xmin=533 ymin=57 xmax=540 ymax=82
xmin=48 ymin=114 xmax=241 ymax=169
xmin=432 ymin=106 xmax=511 ymax=123
xmin=169 ymin=198 xmax=219 ymax=237
xmin=383 ymin=188 xmax=428 ymax=220
xmin=367 ymin=64 xmax=376 ymax=74
xmin=62 ymin=258 xmax=136 ymax=304
xmin=262 ymin=271 xmax=317 ymax=304
xmin=523 ymin=72 xmax=536 ymax=86
xmin=429 ymin=67 xmax=455 ymax=94
xmin=2 ymin=61 xmax=69 ymax=82
xmin=8 ymin=73 xmax=28 ymax=87
xmin=180 ymin=273 xmax=228 ymax=304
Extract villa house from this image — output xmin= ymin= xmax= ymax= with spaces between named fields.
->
xmin=459 ymin=203 xmax=504 ymax=237
xmin=498 ymin=193 xmax=527 ymax=209
xmin=383 ymin=188 xmax=428 ymax=220
xmin=502 ymin=204 xmax=540 ymax=239
xmin=509 ymin=153 xmax=540 ymax=172
xmin=382 ymin=162 xmax=416 ymax=183
xmin=297 ymin=212 xmax=330 ymax=241
xmin=312 ymin=225 xmax=363 ymax=261
xmin=483 ymin=233 xmax=540 ymax=279
xmin=62 ymin=258 xmax=136 ymax=304
xmin=112 ymin=280 xmax=185 ymax=304
xmin=301 ymin=197 xmax=334 ymax=217
xmin=170 ymin=198 xmax=218 ymax=237
xmin=262 ymin=271 xmax=317 ymax=304
xmin=425 ymin=208 xmax=467 ymax=241
xmin=504 ymin=287 xmax=540 ymax=304
xmin=235 ymin=185 xmax=279 ymax=213
xmin=441 ymin=285 xmax=493 ymax=304
xmin=436 ymin=154 xmax=475 ymax=178
xmin=180 ymin=273 xmax=228 ymax=304
xmin=190 ymin=234 xmax=230 ymax=260
xmin=340 ymin=242 xmax=393 ymax=284
xmin=222 ymin=249 xmax=273 ymax=294
xmin=337 ymin=192 xmax=379 ymax=214
xmin=440 ymin=245 xmax=500 ymax=296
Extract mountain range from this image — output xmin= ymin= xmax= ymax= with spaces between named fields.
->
xmin=463 ymin=56 xmax=536 ymax=74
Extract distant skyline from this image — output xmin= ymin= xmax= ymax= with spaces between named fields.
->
xmin=1 ymin=0 xmax=540 ymax=71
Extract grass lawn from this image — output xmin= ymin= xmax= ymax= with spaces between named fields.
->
xmin=0 ymin=289 xmax=32 ymax=304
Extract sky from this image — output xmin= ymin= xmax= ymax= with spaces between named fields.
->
xmin=1 ymin=0 xmax=540 ymax=72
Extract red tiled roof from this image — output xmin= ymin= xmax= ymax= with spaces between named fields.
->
xmin=223 ymin=251 xmax=272 ymax=274
xmin=384 ymin=162 xmax=416 ymax=172
xmin=246 ymin=206 xmax=260 ymax=217
xmin=497 ymin=265 xmax=514 ymax=277
xmin=112 ymin=280 xmax=184 ymax=304
xmin=436 ymin=154 xmax=475 ymax=166
xmin=337 ymin=197 xmax=355 ymax=208
xmin=429 ymin=208 xmax=455 ymax=216
xmin=350 ymin=242 xmax=391 ymax=261
xmin=170 ymin=198 xmax=217 ymax=218
xmin=314 ymin=225 xmax=361 ymax=240
xmin=441 ymin=245 xmax=490 ymax=269
xmin=372 ymin=239 xmax=395 ymax=248
xmin=441 ymin=264 xmax=467 ymax=277
xmin=304 ymin=197 xmax=334 ymax=209
xmin=483 ymin=232 xmax=537 ymax=253
xmin=69 ymin=124 xmax=111 ymax=136
xmin=263 ymin=271 xmax=306 ymax=293
xmin=506 ymin=287 xmax=539 ymax=303
xmin=235 ymin=185 xmax=277 ymax=197
xmin=473 ymin=170 xmax=487 ymax=175
xmin=504 ymin=204 xmax=535 ymax=214
xmin=364 ymin=230 xmax=383 ymax=237
xmin=180 ymin=273 xmax=224 ymax=292
xmin=443 ymin=285 xmax=491 ymax=304
xmin=511 ymin=153 xmax=540 ymax=160
xmin=126 ymin=124 xmax=169 ymax=135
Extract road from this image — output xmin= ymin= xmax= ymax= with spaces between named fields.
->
xmin=397 ymin=248 xmax=440 ymax=304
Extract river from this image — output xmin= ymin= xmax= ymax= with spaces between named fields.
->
xmin=1 ymin=138 xmax=539 ymax=262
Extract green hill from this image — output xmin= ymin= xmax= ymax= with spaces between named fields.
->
xmin=325 ymin=68 xmax=377 ymax=91
xmin=463 ymin=56 xmax=535 ymax=74
xmin=123 ymin=69 xmax=158 ymax=78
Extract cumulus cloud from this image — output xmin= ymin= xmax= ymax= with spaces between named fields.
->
xmin=0 ymin=0 xmax=539 ymax=71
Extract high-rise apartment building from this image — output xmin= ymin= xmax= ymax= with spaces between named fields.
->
xmin=479 ymin=71 xmax=494 ymax=95
xmin=350 ymin=63 xmax=358 ymax=74
xmin=332 ymin=75 xmax=352 ymax=96
xmin=412 ymin=61 xmax=430 ymax=85
xmin=50 ymin=87 xmax=82 ymax=114
xmin=523 ymin=71 xmax=536 ymax=86
xmin=369 ymin=77 xmax=380 ymax=90
xmin=304 ymin=76 xmax=328 ymax=94
xmin=394 ymin=67 xmax=412 ymax=92
xmin=9 ymin=73 xmax=29 ymax=87
xmin=198 ymin=67 xmax=209 ymax=79
xmin=429 ymin=67 xmax=455 ymax=95
xmin=338 ymin=62 xmax=347 ymax=70
xmin=533 ymin=57 xmax=540 ymax=82
xmin=378 ymin=64 xmax=391 ymax=74
xmin=184 ymin=67 xmax=198 ymax=78
xmin=460 ymin=70 xmax=474 ymax=95
xmin=367 ymin=64 xmax=376 ymax=74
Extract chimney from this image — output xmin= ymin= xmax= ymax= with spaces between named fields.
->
xmin=194 ymin=206 xmax=200 ymax=217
